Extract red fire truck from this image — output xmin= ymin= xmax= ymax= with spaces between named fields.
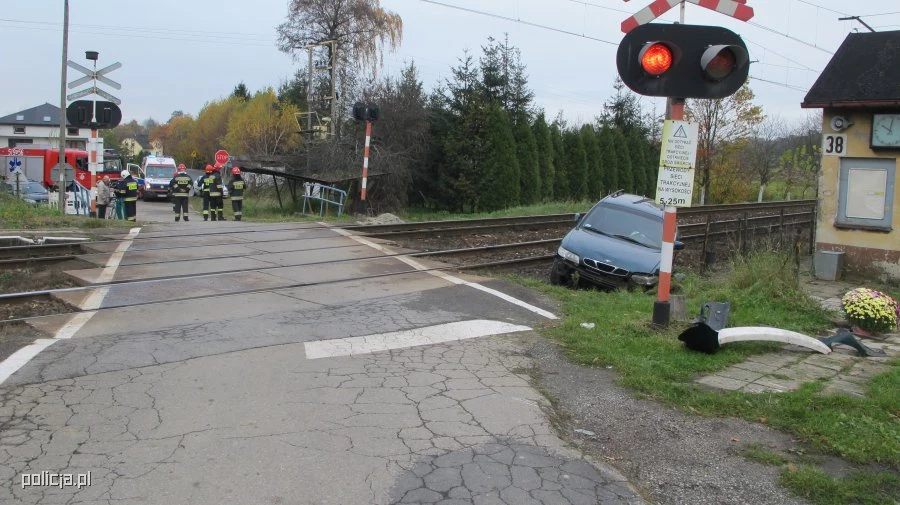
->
xmin=0 ymin=146 xmax=123 ymax=190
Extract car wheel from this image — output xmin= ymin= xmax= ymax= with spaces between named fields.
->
xmin=549 ymin=258 xmax=570 ymax=286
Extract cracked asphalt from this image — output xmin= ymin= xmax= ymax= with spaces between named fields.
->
xmin=0 ymin=202 xmax=646 ymax=505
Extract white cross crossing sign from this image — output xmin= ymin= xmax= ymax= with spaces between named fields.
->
xmin=67 ymin=61 xmax=122 ymax=89
xmin=66 ymin=60 xmax=122 ymax=105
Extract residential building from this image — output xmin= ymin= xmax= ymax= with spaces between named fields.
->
xmin=0 ymin=103 xmax=89 ymax=150
xmin=802 ymin=30 xmax=900 ymax=281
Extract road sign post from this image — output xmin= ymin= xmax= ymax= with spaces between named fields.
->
xmin=67 ymin=53 xmax=122 ymax=217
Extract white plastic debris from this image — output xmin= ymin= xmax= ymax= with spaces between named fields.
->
xmin=580 ymin=323 xmax=595 ymax=329
xmin=574 ymin=428 xmax=596 ymax=437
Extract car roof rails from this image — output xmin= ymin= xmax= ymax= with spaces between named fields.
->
xmin=608 ymin=189 xmax=626 ymax=198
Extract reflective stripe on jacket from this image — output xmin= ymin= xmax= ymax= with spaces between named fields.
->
xmin=124 ymin=179 xmax=138 ymax=202
xmin=228 ymin=179 xmax=245 ymax=201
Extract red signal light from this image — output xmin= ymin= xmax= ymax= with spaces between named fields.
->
xmin=703 ymin=48 xmax=737 ymax=81
xmin=640 ymin=43 xmax=673 ymax=76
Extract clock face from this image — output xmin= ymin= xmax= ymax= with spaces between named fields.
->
xmin=872 ymin=113 xmax=900 ymax=148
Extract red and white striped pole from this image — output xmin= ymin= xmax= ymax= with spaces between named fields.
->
xmin=89 ymin=128 xmax=98 ymax=216
xmin=361 ymin=120 xmax=372 ymax=204
xmin=652 ymin=98 xmax=685 ymax=327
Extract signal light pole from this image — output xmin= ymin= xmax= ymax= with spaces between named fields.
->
xmin=352 ymin=102 xmax=380 ymax=213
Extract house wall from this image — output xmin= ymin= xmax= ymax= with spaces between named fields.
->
xmin=0 ymin=125 xmax=89 ymax=149
xmin=816 ymin=108 xmax=900 ymax=280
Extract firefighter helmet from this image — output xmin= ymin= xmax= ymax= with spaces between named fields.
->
xmin=231 ymin=167 xmax=241 ymax=175
xmin=120 ymin=170 xmax=130 ymax=178
xmin=177 ymin=163 xmax=186 ymax=171
xmin=205 ymin=164 xmax=214 ymax=173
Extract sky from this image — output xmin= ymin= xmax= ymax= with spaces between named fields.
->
xmin=2 ymin=0 xmax=899 ymax=129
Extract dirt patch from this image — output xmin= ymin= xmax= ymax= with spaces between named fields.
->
xmin=0 ymin=263 xmax=82 ymax=295
xmin=0 ymin=296 xmax=74 ymax=321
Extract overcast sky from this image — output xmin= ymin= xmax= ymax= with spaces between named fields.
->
xmin=3 ymin=0 xmax=898 ymax=129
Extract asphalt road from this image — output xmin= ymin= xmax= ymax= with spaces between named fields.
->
xmin=0 ymin=201 xmax=645 ymax=504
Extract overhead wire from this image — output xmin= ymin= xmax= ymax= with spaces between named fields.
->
xmin=416 ymin=0 xmax=618 ymax=46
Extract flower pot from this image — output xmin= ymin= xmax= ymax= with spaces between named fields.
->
xmin=851 ymin=325 xmax=874 ymax=337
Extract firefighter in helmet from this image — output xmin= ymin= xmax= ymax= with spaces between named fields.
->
xmin=119 ymin=169 xmax=138 ymax=221
xmin=200 ymin=164 xmax=214 ymax=221
xmin=169 ymin=163 xmax=192 ymax=222
xmin=209 ymin=162 xmax=225 ymax=221
xmin=227 ymin=167 xmax=245 ymax=221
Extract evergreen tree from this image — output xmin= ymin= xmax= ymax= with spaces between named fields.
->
xmin=598 ymin=127 xmax=619 ymax=194
xmin=612 ymin=129 xmax=634 ymax=192
xmin=563 ymin=129 xmax=588 ymax=201
xmin=580 ymin=125 xmax=603 ymax=200
xmin=515 ymin=111 xmax=540 ymax=205
xmin=440 ymin=52 xmax=487 ymax=212
xmin=627 ymin=131 xmax=650 ymax=197
xmin=599 ymin=78 xmax=647 ymax=136
xmin=551 ymin=123 xmax=568 ymax=200
xmin=479 ymin=103 xmax=520 ymax=211
xmin=532 ymin=112 xmax=554 ymax=201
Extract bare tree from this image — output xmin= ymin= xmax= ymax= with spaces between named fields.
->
xmin=743 ymin=116 xmax=785 ymax=202
xmin=779 ymin=112 xmax=822 ymax=200
xmin=276 ymin=0 xmax=403 ymax=137
xmin=685 ymin=83 xmax=763 ymax=204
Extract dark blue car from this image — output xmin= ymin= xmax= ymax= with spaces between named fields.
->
xmin=551 ymin=191 xmax=683 ymax=290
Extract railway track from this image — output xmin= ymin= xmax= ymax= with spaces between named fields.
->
xmin=0 ymin=199 xmax=817 ymax=323
xmin=0 ymin=239 xmax=563 ymax=324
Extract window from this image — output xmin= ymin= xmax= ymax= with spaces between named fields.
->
xmin=9 ymin=139 xmax=33 ymax=147
xmin=67 ymin=127 xmax=79 ymax=136
xmin=13 ymin=126 xmax=25 ymax=134
xmin=837 ymin=158 xmax=896 ymax=231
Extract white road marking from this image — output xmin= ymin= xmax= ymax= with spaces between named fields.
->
xmin=304 ymin=319 xmax=531 ymax=359
xmin=329 ymin=226 xmax=557 ymax=320
xmin=0 ymin=227 xmax=141 ymax=386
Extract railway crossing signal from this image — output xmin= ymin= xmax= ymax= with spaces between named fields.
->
xmin=616 ymin=23 xmax=750 ymax=99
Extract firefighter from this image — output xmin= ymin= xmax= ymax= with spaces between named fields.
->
xmin=200 ymin=164 xmax=213 ymax=221
xmin=169 ymin=164 xmax=192 ymax=222
xmin=119 ymin=169 xmax=138 ymax=221
xmin=227 ymin=167 xmax=245 ymax=221
xmin=209 ymin=162 xmax=225 ymax=221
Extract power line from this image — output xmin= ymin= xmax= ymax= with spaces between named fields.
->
xmin=793 ymin=0 xmax=849 ymax=17
xmin=747 ymin=21 xmax=834 ymax=54
xmin=563 ymin=0 xmax=631 ymax=15
xmin=859 ymin=10 xmax=900 ymax=17
xmin=0 ymin=18 xmax=275 ymax=41
xmin=0 ymin=22 xmax=275 ymax=48
xmin=745 ymin=38 xmax=818 ymax=72
xmin=750 ymin=75 xmax=808 ymax=92
xmin=417 ymin=0 xmax=618 ymax=46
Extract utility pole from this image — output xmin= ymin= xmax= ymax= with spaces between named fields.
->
xmin=58 ymin=0 xmax=69 ymax=213
xmin=329 ymin=41 xmax=337 ymax=138
xmin=838 ymin=16 xmax=876 ymax=32
xmin=307 ymin=45 xmax=313 ymax=173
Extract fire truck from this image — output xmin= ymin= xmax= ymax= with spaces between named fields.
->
xmin=0 ymin=146 xmax=123 ymax=190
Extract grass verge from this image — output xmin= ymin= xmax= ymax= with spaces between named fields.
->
xmin=0 ymin=196 xmax=133 ymax=230
xmin=514 ymin=250 xmax=899 ymax=504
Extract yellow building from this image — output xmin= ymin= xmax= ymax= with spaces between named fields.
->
xmin=801 ymin=30 xmax=900 ymax=282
